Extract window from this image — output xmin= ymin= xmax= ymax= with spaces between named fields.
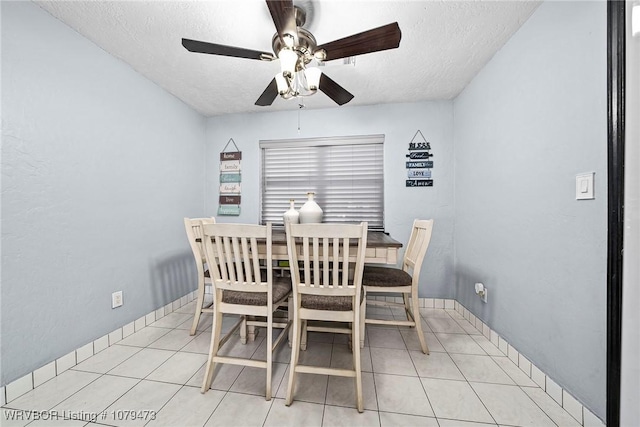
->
xmin=260 ymin=135 xmax=384 ymax=230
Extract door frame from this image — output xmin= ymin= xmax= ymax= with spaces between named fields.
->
xmin=606 ymin=1 xmax=625 ymax=426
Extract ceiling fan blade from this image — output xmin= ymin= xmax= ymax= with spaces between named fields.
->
xmin=182 ymin=38 xmax=273 ymax=61
xmin=319 ymin=73 xmax=354 ymax=106
xmin=316 ymin=22 xmax=401 ymax=61
xmin=255 ymin=78 xmax=279 ymax=106
xmin=266 ymin=0 xmax=297 ymax=43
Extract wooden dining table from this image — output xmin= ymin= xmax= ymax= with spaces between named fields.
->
xmin=267 ymin=229 xmax=403 ymax=265
xmin=198 ymin=229 xmax=402 ymax=264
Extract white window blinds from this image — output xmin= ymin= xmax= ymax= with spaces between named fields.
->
xmin=260 ymin=135 xmax=385 ymax=230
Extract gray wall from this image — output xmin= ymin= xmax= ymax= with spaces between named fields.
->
xmin=206 ymin=102 xmax=456 ymax=299
xmin=1 ymin=1 xmax=206 ymax=385
xmin=452 ymin=1 xmax=607 ymax=419
xmin=0 ymin=1 xmax=612 ymax=421
xmin=621 ymin=1 xmax=640 ymax=425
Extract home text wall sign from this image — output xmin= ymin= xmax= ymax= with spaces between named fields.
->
xmin=405 ymin=130 xmax=434 ymax=187
xmin=218 ymin=139 xmax=241 ymax=216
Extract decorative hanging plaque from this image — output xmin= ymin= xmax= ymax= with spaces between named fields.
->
xmin=218 ymin=138 xmax=241 ymax=216
xmin=220 ymin=160 xmax=241 ymax=172
xmin=405 ymin=130 xmax=434 ymax=187
xmin=220 ymin=173 xmax=241 ymax=183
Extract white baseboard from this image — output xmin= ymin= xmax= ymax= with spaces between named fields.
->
xmin=1 ymin=292 xmax=606 ymax=427
xmin=2 ymin=289 xmax=198 ymax=405
xmin=450 ymin=300 xmax=605 ymax=427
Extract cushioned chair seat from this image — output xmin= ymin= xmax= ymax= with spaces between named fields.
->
xmin=301 ymin=291 xmax=365 ymax=311
xmin=363 ymin=266 xmax=412 ymax=287
xmin=222 ymin=277 xmax=292 ymax=306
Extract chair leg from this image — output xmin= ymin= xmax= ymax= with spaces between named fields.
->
xmin=240 ymin=316 xmax=248 ymax=344
xmin=300 ymin=320 xmax=308 ymax=351
xmin=286 ymin=315 xmax=302 ymax=406
xmin=402 ymin=293 xmax=412 ymax=325
xmin=190 ymin=276 xmax=206 ymax=336
xmin=352 ymin=311 xmax=364 ymax=413
xmin=201 ymin=308 xmax=223 ymax=393
xmin=360 ymin=297 xmax=366 ymax=349
xmin=265 ymin=313 xmax=273 ymax=401
xmin=288 ymin=297 xmax=294 ymax=347
xmin=247 ymin=316 xmax=258 ymax=342
xmin=412 ymin=292 xmax=429 ymax=354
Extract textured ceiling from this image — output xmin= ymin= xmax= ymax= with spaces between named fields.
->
xmin=35 ymin=0 xmax=541 ymax=117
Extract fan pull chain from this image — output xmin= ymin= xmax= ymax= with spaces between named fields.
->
xmin=297 ymin=103 xmax=305 ymax=133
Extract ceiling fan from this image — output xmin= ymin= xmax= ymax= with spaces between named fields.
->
xmin=181 ymin=0 xmax=401 ymax=107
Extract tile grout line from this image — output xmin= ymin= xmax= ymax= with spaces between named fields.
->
xmin=1 ymin=290 xmax=199 ymax=406
xmin=452 ymin=300 xmax=603 ymax=427
xmin=1 ymin=293 xmax=604 ymax=427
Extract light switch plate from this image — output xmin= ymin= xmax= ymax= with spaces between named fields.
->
xmin=576 ymin=172 xmax=595 ymax=200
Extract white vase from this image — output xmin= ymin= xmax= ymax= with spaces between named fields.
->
xmin=298 ymin=192 xmax=323 ymax=224
xmin=283 ymin=199 xmax=299 ymax=224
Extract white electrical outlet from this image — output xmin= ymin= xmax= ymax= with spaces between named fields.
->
xmin=112 ymin=291 xmax=123 ymax=308
xmin=475 ymin=283 xmax=488 ymax=303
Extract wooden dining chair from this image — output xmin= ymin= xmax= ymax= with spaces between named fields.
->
xmin=200 ymin=222 xmax=291 ymax=400
xmin=362 ymin=219 xmax=434 ymax=353
xmin=285 ymin=222 xmax=368 ymax=413
xmin=184 ymin=217 xmax=216 ymax=335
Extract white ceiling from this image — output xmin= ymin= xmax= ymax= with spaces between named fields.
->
xmin=35 ymin=0 xmax=541 ymax=117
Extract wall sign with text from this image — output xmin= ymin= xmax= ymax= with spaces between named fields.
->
xmin=218 ymin=139 xmax=241 ymax=216
xmin=405 ymin=130 xmax=434 ymax=187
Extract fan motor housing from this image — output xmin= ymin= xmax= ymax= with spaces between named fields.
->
xmin=272 ymin=28 xmax=318 ymax=67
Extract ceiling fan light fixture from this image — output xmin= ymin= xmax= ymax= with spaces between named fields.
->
xmin=282 ymin=33 xmax=296 ymax=48
xmin=313 ymin=49 xmax=326 ymax=62
xmin=278 ymin=48 xmax=298 ymax=77
xmin=275 ymin=73 xmax=289 ymax=95
xmin=182 ymin=1 xmax=401 ymax=107
xmin=275 ymin=65 xmax=319 ymax=101
xmin=304 ymin=67 xmax=322 ymax=91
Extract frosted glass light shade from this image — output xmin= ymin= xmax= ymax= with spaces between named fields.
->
xmin=304 ymin=67 xmax=322 ymax=91
xmin=279 ymin=49 xmax=298 ymax=76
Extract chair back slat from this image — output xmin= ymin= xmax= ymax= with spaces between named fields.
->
xmin=202 ymin=223 xmax=272 ymax=295
xmin=286 ymin=223 xmax=367 ymax=298
xmin=341 ymin=237 xmax=350 ymax=287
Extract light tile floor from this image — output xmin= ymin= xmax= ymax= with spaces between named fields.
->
xmin=1 ymin=301 xmax=583 ymax=427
